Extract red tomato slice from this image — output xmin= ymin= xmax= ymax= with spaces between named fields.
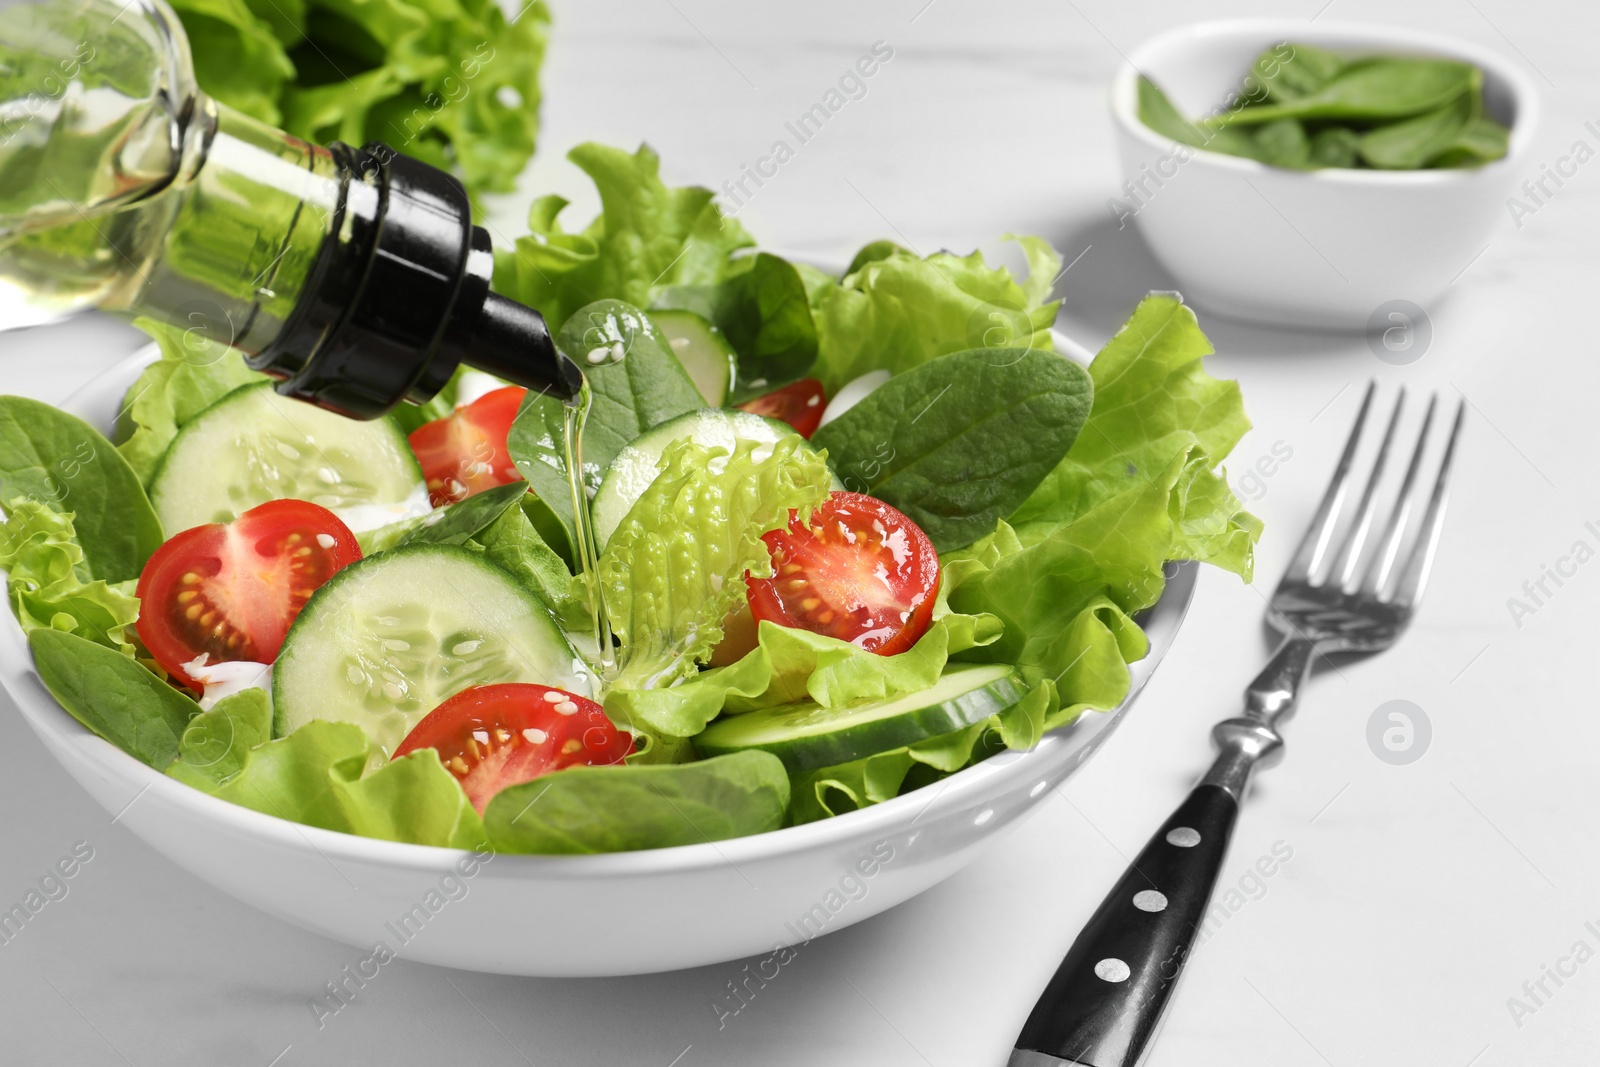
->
xmin=135 ymin=500 xmax=361 ymax=688
xmin=408 ymin=386 xmax=527 ymax=507
xmin=738 ymin=378 xmax=827 ymax=439
xmin=746 ymin=491 xmax=940 ymax=656
xmin=393 ymin=683 xmax=634 ymax=813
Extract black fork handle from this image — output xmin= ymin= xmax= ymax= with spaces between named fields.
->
xmin=1007 ymin=784 xmax=1238 ymax=1067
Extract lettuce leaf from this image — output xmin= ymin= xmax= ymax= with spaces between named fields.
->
xmin=1007 ymin=292 xmax=1260 ymax=577
xmin=612 ymin=578 xmax=1000 ymax=741
xmin=117 ymin=317 xmax=267 ymax=486
xmin=494 ymin=143 xmax=755 ymax=333
xmin=0 ymin=499 xmax=141 ymax=657
xmin=169 ymin=0 xmax=297 ymax=126
xmin=170 ymin=0 xmax=550 ymax=199
xmin=599 ymin=436 xmax=831 ymax=705
xmin=483 ymin=751 xmax=789 ymax=854
xmin=170 ymin=702 xmax=484 ymax=849
xmin=809 ymin=237 xmax=1062 ymax=393
xmin=789 ymin=679 xmax=1059 ymax=823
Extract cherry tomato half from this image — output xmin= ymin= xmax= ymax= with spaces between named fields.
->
xmin=738 ymin=378 xmax=827 ymax=439
xmin=393 ymin=683 xmax=634 ymax=813
xmin=135 ymin=499 xmax=361 ymax=688
xmin=408 ymin=386 xmax=527 ymax=507
xmin=746 ymin=491 xmax=940 ymax=657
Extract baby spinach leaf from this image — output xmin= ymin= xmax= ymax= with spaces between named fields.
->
xmin=1249 ymin=42 xmax=1345 ymax=102
xmin=810 ymin=347 xmax=1093 ymax=552
xmin=654 ymin=252 xmax=820 ymax=402
xmin=1208 ymin=57 xmax=1477 ymax=126
xmin=507 ymin=299 xmax=703 ymax=555
xmin=393 ymin=481 xmax=529 ymax=548
xmin=1429 ymin=117 xmax=1511 ymax=167
xmin=1252 ymin=118 xmax=1311 ymax=168
xmin=482 ymin=751 xmax=790 ymax=854
xmin=1359 ymin=90 xmax=1475 ymax=169
xmin=469 ymin=498 xmax=587 ymax=632
xmin=0 ymin=397 xmax=164 ymax=582
xmin=29 ymin=629 xmax=197 ymax=769
xmin=1309 ymin=126 xmax=1362 ymax=167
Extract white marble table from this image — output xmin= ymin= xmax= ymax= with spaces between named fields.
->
xmin=4 ymin=0 xmax=1599 ymax=1063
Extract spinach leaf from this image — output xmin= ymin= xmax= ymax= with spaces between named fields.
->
xmin=1207 ymin=57 xmax=1477 ymax=126
xmin=482 ymin=751 xmax=790 ymax=854
xmin=1249 ymin=42 xmax=1345 ymax=103
xmin=29 ymin=629 xmax=197 ymax=769
xmin=1309 ymin=126 xmax=1362 ymax=167
xmin=0 ymin=397 xmax=164 ymax=582
xmin=469 ymin=497 xmax=585 ymax=631
xmin=1135 ymin=76 xmax=1260 ymax=157
xmin=1139 ymin=50 xmax=1508 ymax=173
xmin=1429 ymin=117 xmax=1511 ymax=167
xmin=393 ymin=481 xmax=529 ymax=548
xmin=1252 ymin=118 xmax=1311 ymax=168
xmin=654 ymin=252 xmax=820 ymax=402
xmin=810 ymin=347 xmax=1093 ymax=552
xmin=1359 ymin=90 xmax=1475 ymax=169
xmin=1137 ymin=74 xmax=1206 ymax=147
xmin=507 ymin=299 xmax=703 ymax=554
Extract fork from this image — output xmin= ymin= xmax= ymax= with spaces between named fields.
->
xmin=1008 ymin=384 xmax=1465 ymax=1067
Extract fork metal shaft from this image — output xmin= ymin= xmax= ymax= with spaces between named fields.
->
xmin=1198 ymin=636 xmax=1316 ymax=800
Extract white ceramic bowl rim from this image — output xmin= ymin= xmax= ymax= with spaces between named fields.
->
xmin=5 ymin=333 xmax=1185 ymax=880
xmin=1110 ymin=18 xmax=1541 ymax=183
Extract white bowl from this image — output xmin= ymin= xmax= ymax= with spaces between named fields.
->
xmin=0 ymin=339 xmax=1194 ymax=976
xmin=1109 ymin=19 xmax=1539 ymax=330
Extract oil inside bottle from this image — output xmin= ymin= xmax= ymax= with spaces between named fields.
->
xmin=561 ymin=377 xmax=617 ymax=683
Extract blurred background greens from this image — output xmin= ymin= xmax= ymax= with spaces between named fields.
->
xmin=169 ymin=0 xmax=550 ymax=199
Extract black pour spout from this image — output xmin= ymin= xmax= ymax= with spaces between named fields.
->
xmin=248 ymin=142 xmax=581 ymax=419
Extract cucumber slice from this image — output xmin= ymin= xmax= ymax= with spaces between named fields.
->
xmin=149 ymin=382 xmax=428 ymax=535
xmin=273 ymin=544 xmax=591 ymax=756
xmin=693 ymin=664 xmax=1027 ymax=772
xmin=651 ymin=310 xmax=736 ymax=405
xmin=591 ymin=407 xmax=810 ymax=550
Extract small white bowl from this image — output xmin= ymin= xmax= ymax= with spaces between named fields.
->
xmin=1109 ymin=19 xmax=1539 ymax=331
xmin=0 ymin=338 xmax=1193 ymax=976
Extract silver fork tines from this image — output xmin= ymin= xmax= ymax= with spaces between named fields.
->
xmin=1272 ymin=383 xmax=1465 ymax=652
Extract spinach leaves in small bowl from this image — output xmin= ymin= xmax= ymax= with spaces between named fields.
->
xmin=1138 ymin=41 xmax=1510 ymax=171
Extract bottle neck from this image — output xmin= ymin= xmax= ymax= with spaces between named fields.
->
xmin=118 ymin=101 xmax=579 ymax=418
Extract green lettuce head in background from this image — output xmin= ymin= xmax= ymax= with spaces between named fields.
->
xmin=169 ymin=0 xmax=551 ymax=199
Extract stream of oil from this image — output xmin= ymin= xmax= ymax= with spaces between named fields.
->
xmin=561 ymin=378 xmax=617 ymax=683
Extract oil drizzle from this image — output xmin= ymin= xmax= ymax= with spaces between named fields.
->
xmin=561 ymin=378 xmax=616 ymax=681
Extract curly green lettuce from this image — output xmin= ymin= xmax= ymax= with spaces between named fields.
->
xmin=169 ymin=0 xmax=550 ymax=199
xmin=598 ymin=435 xmax=830 ymax=705
xmin=0 ymin=498 xmax=141 ymax=658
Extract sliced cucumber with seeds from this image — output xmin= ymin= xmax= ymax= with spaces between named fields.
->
xmin=591 ymin=407 xmax=830 ymax=550
xmin=693 ymin=664 xmax=1027 ymax=772
xmin=651 ymin=309 xmax=736 ymax=405
xmin=273 ymin=544 xmax=590 ymax=756
xmin=149 ymin=382 xmax=428 ymax=535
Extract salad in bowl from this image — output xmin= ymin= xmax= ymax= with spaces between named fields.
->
xmin=0 ymin=142 xmax=1260 ymax=860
